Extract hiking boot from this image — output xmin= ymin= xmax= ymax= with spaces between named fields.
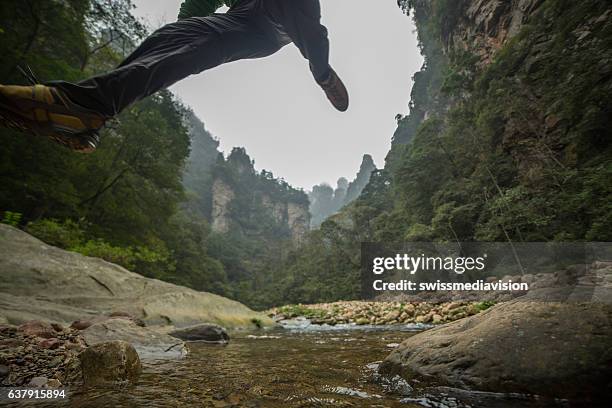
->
xmin=0 ymin=84 xmax=107 ymax=153
xmin=317 ymin=67 xmax=349 ymax=112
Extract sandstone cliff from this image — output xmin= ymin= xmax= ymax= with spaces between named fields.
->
xmin=210 ymin=179 xmax=235 ymax=234
xmin=209 ymin=148 xmax=310 ymax=244
xmin=440 ymin=0 xmax=545 ymax=64
xmin=309 ymin=154 xmax=377 ymax=228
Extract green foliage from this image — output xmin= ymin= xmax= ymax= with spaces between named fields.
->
xmin=75 ymin=239 xmax=175 ymax=277
xmin=259 ymin=214 xmax=364 ymax=307
xmin=475 ymin=301 xmax=496 ymax=311
xmin=72 ymin=240 xmax=144 ymax=269
xmin=1 ymin=211 xmax=22 ymax=227
xmin=26 ymin=219 xmax=86 ymax=248
xmin=276 ymin=304 xmax=326 ymax=319
xmin=441 ymin=50 xmax=480 ymax=96
xmin=75 ymin=90 xmax=190 ymax=245
xmin=161 ymin=214 xmax=229 ymax=294
xmin=391 ymin=2 xmax=449 ymax=149
xmin=26 ymin=218 xmax=175 ymax=276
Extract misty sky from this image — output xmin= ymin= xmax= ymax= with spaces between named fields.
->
xmin=131 ymin=0 xmax=422 ymax=190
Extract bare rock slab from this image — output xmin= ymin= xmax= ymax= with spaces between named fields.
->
xmin=0 ymin=225 xmax=271 ymax=329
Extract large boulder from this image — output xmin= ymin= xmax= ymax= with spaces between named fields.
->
xmin=0 ymin=225 xmax=271 ymax=329
xmin=379 ymin=295 xmax=612 ymax=401
xmin=78 ymin=341 xmax=141 ymax=386
xmin=169 ymin=323 xmax=229 ymax=344
xmin=82 ymin=318 xmax=187 ymax=360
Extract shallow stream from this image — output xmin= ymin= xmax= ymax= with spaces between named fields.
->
xmin=14 ymin=323 xmax=568 ymax=408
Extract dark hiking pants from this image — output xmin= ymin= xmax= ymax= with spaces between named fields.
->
xmin=51 ymin=0 xmax=330 ymax=117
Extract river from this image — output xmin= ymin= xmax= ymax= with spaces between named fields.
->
xmin=17 ymin=323 xmax=569 ymax=408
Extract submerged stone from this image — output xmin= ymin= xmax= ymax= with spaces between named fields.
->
xmin=79 ymin=340 xmax=141 ymax=386
xmin=169 ymin=324 xmax=229 ymax=344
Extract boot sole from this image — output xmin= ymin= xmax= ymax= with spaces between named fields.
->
xmin=0 ymin=94 xmax=100 ymax=153
xmin=0 ymin=105 xmax=99 ymax=153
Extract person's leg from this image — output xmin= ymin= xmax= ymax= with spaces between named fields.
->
xmin=264 ymin=0 xmax=348 ymax=111
xmin=264 ymin=0 xmax=330 ymax=82
xmin=53 ymin=17 xmax=239 ymax=117
xmin=0 ymin=2 xmax=285 ymax=151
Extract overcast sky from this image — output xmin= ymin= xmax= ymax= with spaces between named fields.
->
xmin=131 ymin=0 xmax=422 ymax=190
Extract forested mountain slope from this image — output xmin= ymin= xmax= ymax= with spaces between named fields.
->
xmin=272 ymin=0 xmax=612 ymax=305
xmin=369 ymin=0 xmax=611 ymax=243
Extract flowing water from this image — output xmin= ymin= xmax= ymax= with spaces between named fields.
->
xmin=11 ymin=323 xmax=569 ymax=408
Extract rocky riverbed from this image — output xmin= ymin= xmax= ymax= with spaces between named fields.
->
xmin=0 ymin=317 xmax=148 ymax=388
xmin=0 ymin=321 xmax=85 ymax=388
xmin=0 ymin=314 xmax=233 ymax=389
xmin=0 ymin=314 xmax=229 ymax=388
xmin=268 ymin=300 xmax=495 ymax=326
